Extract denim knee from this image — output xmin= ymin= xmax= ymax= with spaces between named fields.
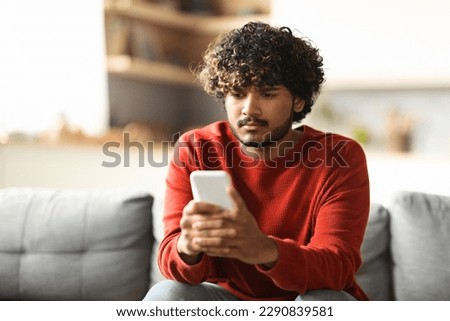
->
xmin=295 ymin=289 xmax=356 ymax=301
xmin=143 ymin=280 xmax=199 ymax=301
xmin=143 ymin=280 xmax=239 ymax=301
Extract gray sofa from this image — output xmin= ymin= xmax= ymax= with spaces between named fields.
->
xmin=0 ymin=187 xmax=449 ymax=300
xmin=356 ymin=191 xmax=450 ymax=300
xmin=0 ymin=188 xmax=154 ymax=300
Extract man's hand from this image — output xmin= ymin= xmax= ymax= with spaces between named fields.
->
xmin=176 ymin=200 xmax=226 ymax=264
xmin=178 ymin=186 xmax=279 ymax=267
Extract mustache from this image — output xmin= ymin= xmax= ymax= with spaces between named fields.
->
xmin=237 ymin=116 xmax=268 ymax=127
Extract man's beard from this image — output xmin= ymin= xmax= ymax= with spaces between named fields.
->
xmin=230 ymin=113 xmax=293 ymax=148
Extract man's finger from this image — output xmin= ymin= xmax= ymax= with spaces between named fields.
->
xmin=184 ymin=200 xmax=225 ymax=215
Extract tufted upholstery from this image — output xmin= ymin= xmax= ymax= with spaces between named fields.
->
xmin=389 ymin=191 xmax=450 ymax=300
xmin=0 ymin=188 xmax=153 ymax=300
xmin=357 ymin=191 xmax=450 ymax=300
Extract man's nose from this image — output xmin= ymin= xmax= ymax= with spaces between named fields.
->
xmin=241 ymin=93 xmax=261 ymax=116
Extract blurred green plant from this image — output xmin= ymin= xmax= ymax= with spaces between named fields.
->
xmin=352 ymin=126 xmax=370 ymax=145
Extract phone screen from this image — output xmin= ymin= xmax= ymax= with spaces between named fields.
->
xmin=190 ymin=170 xmax=232 ymax=210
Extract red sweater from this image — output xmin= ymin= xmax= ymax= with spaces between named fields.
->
xmin=158 ymin=121 xmax=370 ymax=300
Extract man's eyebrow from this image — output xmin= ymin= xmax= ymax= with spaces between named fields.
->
xmin=259 ymin=86 xmax=281 ymax=91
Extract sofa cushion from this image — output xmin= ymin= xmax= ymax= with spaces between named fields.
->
xmin=389 ymin=191 xmax=450 ymax=300
xmin=0 ymin=188 xmax=153 ymax=300
xmin=356 ymin=203 xmax=393 ymax=300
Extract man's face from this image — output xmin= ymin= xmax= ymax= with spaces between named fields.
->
xmin=225 ymin=85 xmax=304 ymax=148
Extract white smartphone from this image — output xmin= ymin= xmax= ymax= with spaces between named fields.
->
xmin=190 ymin=170 xmax=233 ymax=210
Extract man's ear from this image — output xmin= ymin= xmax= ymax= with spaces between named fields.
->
xmin=293 ymin=98 xmax=305 ymax=112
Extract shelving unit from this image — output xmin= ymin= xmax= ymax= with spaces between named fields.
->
xmin=107 ymin=54 xmax=195 ymax=86
xmin=105 ymin=1 xmax=270 ymax=34
xmin=104 ymin=0 xmax=271 ymax=86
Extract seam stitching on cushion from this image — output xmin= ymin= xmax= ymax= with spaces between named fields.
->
xmin=80 ymin=191 xmax=91 ymax=300
xmin=18 ymin=190 xmax=40 ymax=299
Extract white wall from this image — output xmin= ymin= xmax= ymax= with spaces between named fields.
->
xmin=272 ymin=0 xmax=450 ymax=89
xmin=367 ymin=153 xmax=450 ymax=204
xmin=0 ymin=0 xmax=108 ymax=136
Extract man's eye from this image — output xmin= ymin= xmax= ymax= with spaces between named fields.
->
xmin=262 ymin=92 xmax=276 ymax=98
xmin=231 ymin=92 xmax=245 ymax=98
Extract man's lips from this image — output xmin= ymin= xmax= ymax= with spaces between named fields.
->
xmin=243 ymin=122 xmax=261 ymax=127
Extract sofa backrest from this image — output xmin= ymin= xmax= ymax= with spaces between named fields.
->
xmin=389 ymin=191 xmax=450 ymax=300
xmin=0 ymin=188 xmax=154 ymax=300
xmin=357 ymin=191 xmax=450 ymax=301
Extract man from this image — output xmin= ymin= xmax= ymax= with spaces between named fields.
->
xmin=144 ymin=22 xmax=370 ymax=301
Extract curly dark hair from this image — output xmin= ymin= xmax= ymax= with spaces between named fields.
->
xmin=196 ymin=21 xmax=325 ymax=123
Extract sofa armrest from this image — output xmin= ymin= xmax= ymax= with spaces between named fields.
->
xmin=356 ymin=203 xmax=393 ymax=300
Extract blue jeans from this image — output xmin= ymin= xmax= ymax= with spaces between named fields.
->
xmin=143 ymin=280 xmax=356 ymax=301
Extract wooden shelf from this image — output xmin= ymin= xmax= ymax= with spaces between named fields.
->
xmin=107 ymin=55 xmax=197 ymax=86
xmin=104 ymin=1 xmax=271 ymax=35
xmin=104 ymin=0 xmax=271 ymax=86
